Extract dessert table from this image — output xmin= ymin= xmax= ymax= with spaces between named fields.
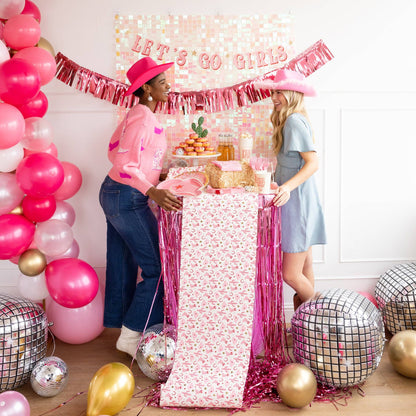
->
xmin=158 ymin=192 xmax=290 ymax=408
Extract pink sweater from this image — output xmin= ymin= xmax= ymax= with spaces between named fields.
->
xmin=107 ymin=104 xmax=167 ymax=195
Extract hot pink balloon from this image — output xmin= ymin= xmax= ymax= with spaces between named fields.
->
xmin=50 ymin=200 xmax=76 ymax=226
xmin=0 ymin=214 xmax=35 ymax=260
xmin=24 ymin=142 xmax=58 ymax=158
xmin=16 ymin=152 xmax=64 ymax=197
xmin=45 ymin=258 xmax=99 ymax=309
xmin=0 ymin=0 xmax=25 ymax=20
xmin=0 ymin=40 xmax=10 ymax=64
xmin=34 ymin=218 xmax=73 ymax=256
xmin=13 ymin=46 xmax=56 ymax=85
xmin=0 ymin=58 xmax=40 ymax=106
xmin=54 ymin=161 xmax=83 ymax=200
xmin=3 ymin=14 xmax=41 ymax=50
xmin=21 ymin=0 xmax=41 ymax=22
xmin=0 ymin=172 xmax=24 ymax=215
xmin=0 ymin=102 xmax=25 ymax=150
xmin=16 ymin=90 xmax=48 ymax=118
xmin=22 ymin=194 xmax=56 ymax=222
xmin=45 ymin=291 xmax=104 ymax=344
xmin=0 ymin=391 xmax=30 ymax=416
xmin=21 ymin=116 xmax=53 ymax=151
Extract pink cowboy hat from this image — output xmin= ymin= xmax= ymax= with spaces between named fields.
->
xmin=125 ymin=57 xmax=174 ymax=96
xmin=254 ymin=69 xmax=316 ymax=96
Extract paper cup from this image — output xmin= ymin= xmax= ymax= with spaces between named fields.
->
xmin=254 ymin=170 xmax=271 ymax=194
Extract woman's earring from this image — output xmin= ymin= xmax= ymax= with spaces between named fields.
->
xmin=148 ymin=94 xmax=153 ymax=102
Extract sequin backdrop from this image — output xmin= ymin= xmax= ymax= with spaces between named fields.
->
xmin=114 ymin=14 xmax=294 ymax=164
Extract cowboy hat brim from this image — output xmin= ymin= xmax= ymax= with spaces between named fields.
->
xmin=254 ymin=79 xmax=317 ymax=97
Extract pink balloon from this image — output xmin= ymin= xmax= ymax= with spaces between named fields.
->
xmin=358 ymin=291 xmax=379 ymax=308
xmin=21 ymin=116 xmax=53 ymax=151
xmin=0 ymin=40 xmax=10 ymax=64
xmin=3 ymin=14 xmax=41 ymax=50
xmin=0 ymin=102 xmax=25 ymax=149
xmin=16 ymin=152 xmax=64 ymax=197
xmin=45 ymin=291 xmax=104 ymax=344
xmin=24 ymin=142 xmax=58 ymax=158
xmin=21 ymin=0 xmax=41 ymax=22
xmin=0 ymin=213 xmax=35 ymax=260
xmin=0 ymin=0 xmax=25 ymax=20
xmin=50 ymin=200 xmax=76 ymax=226
xmin=0 ymin=391 xmax=30 ymax=416
xmin=54 ymin=161 xmax=83 ymax=200
xmin=22 ymin=194 xmax=56 ymax=222
xmin=13 ymin=46 xmax=56 ymax=85
xmin=16 ymin=89 xmax=48 ymax=118
xmin=47 ymin=238 xmax=80 ymax=262
xmin=0 ymin=172 xmax=24 ymax=215
xmin=0 ymin=58 xmax=40 ymax=106
xmin=45 ymin=258 xmax=99 ymax=309
xmin=34 ymin=218 xmax=73 ymax=256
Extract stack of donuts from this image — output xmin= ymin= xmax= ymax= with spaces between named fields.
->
xmin=174 ymin=133 xmax=216 ymax=156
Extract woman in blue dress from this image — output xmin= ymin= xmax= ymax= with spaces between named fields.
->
xmin=256 ymin=69 xmax=327 ymax=310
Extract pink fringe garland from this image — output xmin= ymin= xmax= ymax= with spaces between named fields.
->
xmin=54 ymin=39 xmax=334 ymax=114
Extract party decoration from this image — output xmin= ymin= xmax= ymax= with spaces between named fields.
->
xmin=276 ymin=363 xmax=317 ymax=408
xmin=0 ymin=142 xmax=24 ymax=173
xmin=22 ymin=194 xmax=56 ymax=222
xmin=136 ymin=323 xmax=176 ymax=382
xmin=34 ymin=219 xmax=73 ymax=257
xmin=292 ymin=288 xmax=385 ymax=388
xmin=30 ymin=356 xmax=69 ymax=397
xmin=0 ymin=40 xmax=10 ymax=64
xmin=0 ymin=391 xmax=30 ymax=416
xmin=47 ymin=238 xmax=80 ymax=262
xmin=16 ymin=152 xmax=64 ymax=197
xmin=18 ymin=248 xmax=47 ymax=276
xmin=0 ymin=173 xmax=24 ymax=215
xmin=21 ymin=0 xmax=41 ymax=23
xmin=357 ymin=291 xmax=378 ymax=308
xmin=0 ymin=294 xmax=48 ymax=391
xmin=45 ymin=258 xmax=99 ymax=308
xmin=53 ymin=161 xmax=82 ymax=200
xmin=36 ymin=37 xmax=55 ymax=57
xmin=24 ymin=142 xmax=58 ymax=158
xmin=3 ymin=14 xmax=41 ymax=50
xmin=17 ymin=272 xmax=49 ymax=301
xmin=0 ymin=58 xmax=41 ymax=106
xmin=0 ymin=103 xmax=25 ymax=150
xmin=21 ymin=116 xmax=53 ymax=151
xmin=45 ymin=291 xmax=104 ymax=344
xmin=388 ymin=330 xmax=416 ymax=378
xmin=16 ymin=90 xmax=48 ymax=118
xmin=0 ymin=214 xmax=35 ymax=260
xmin=86 ymin=362 xmax=135 ymax=416
xmin=50 ymin=200 xmax=76 ymax=226
xmin=0 ymin=0 xmax=25 ymax=20
xmin=375 ymin=263 xmax=416 ymax=334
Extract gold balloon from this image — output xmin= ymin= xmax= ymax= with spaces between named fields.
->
xmin=36 ymin=37 xmax=56 ymax=57
xmin=388 ymin=330 xmax=416 ymax=378
xmin=18 ymin=249 xmax=47 ymax=276
xmin=276 ymin=363 xmax=317 ymax=408
xmin=10 ymin=205 xmax=23 ymax=215
xmin=87 ymin=362 xmax=135 ymax=416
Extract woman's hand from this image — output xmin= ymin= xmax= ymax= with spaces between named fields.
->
xmin=273 ymin=185 xmax=290 ymax=207
xmin=146 ymin=187 xmax=182 ymax=211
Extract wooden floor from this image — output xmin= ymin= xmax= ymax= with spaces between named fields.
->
xmin=16 ymin=328 xmax=416 ymax=416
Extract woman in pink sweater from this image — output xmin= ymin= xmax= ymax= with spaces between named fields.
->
xmin=99 ymin=57 xmax=181 ymax=358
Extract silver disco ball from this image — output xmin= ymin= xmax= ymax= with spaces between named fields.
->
xmin=291 ymin=288 xmax=385 ymax=388
xmin=375 ymin=263 xmax=416 ymax=334
xmin=0 ymin=294 xmax=48 ymax=391
xmin=30 ymin=356 xmax=68 ymax=397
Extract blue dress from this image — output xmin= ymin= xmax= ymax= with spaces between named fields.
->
xmin=274 ymin=113 xmax=327 ymax=253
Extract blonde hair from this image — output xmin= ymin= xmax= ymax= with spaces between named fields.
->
xmin=270 ymin=90 xmax=310 ymax=155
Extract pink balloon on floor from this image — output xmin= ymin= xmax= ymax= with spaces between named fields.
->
xmin=0 ymin=172 xmax=24 ymax=215
xmin=22 ymin=194 xmax=56 ymax=222
xmin=45 ymin=291 xmax=104 ymax=344
xmin=21 ymin=0 xmax=41 ymax=22
xmin=0 ymin=0 xmax=25 ymax=20
xmin=54 ymin=161 xmax=83 ymax=200
xmin=45 ymin=258 xmax=99 ymax=309
xmin=0 ymin=391 xmax=30 ymax=416
xmin=0 ymin=102 xmax=25 ymax=149
xmin=3 ymin=14 xmax=41 ymax=50
xmin=16 ymin=90 xmax=48 ymax=118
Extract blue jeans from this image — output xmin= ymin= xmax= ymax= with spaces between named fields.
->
xmin=99 ymin=176 xmax=164 ymax=332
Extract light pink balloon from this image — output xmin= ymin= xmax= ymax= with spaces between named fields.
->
xmin=50 ymin=200 xmax=76 ymax=226
xmin=45 ymin=291 xmax=104 ymax=344
xmin=3 ymin=14 xmax=41 ymax=50
xmin=45 ymin=258 xmax=99 ymax=309
xmin=47 ymin=238 xmax=79 ymax=262
xmin=0 ymin=172 xmax=24 ymax=215
xmin=0 ymin=391 xmax=30 ymax=416
xmin=0 ymin=141 xmax=24 ymax=172
xmin=13 ymin=46 xmax=56 ymax=85
xmin=24 ymin=142 xmax=58 ymax=158
xmin=16 ymin=90 xmax=48 ymax=118
xmin=22 ymin=194 xmax=56 ymax=223
xmin=0 ymin=0 xmax=25 ymax=20
xmin=34 ymin=219 xmax=73 ymax=256
xmin=0 ymin=102 xmax=25 ymax=150
xmin=54 ymin=161 xmax=83 ymax=200
xmin=0 ymin=40 xmax=10 ymax=64
xmin=21 ymin=116 xmax=53 ymax=151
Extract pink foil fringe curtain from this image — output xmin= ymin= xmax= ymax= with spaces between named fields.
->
xmin=55 ymin=39 xmax=333 ymax=114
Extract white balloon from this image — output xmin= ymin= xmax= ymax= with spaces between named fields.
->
xmin=17 ymin=272 xmax=50 ymax=301
xmin=0 ymin=40 xmax=10 ymax=64
xmin=0 ymin=172 xmax=24 ymax=215
xmin=0 ymin=0 xmax=25 ymax=19
xmin=0 ymin=142 xmax=24 ymax=172
xmin=21 ymin=117 xmax=54 ymax=151
xmin=34 ymin=219 xmax=74 ymax=257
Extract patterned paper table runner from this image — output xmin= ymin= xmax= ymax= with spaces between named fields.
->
xmin=160 ymin=193 xmax=259 ymax=408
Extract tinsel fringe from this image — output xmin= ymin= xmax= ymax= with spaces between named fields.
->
xmin=55 ymin=39 xmax=333 ymax=114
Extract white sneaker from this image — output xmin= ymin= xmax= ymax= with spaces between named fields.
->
xmin=116 ymin=325 xmax=142 ymax=358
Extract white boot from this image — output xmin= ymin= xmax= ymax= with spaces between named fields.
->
xmin=116 ymin=325 xmax=142 ymax=358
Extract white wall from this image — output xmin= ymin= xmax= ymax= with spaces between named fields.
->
xmin=1 ymin=0 xmax=416 ymax=312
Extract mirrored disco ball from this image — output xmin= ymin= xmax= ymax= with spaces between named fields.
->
xmin=291 ymin=288 xmax=385 ymax=388
xmin=0 ymin=294 xmax=48 ymax=392
xmin=375 ymin=263 xmax=416 ymax=334
xmin=136 ymin=323 xmax=176 ymax=382
xmin=30 ymin=356 xmax=68 ymax=397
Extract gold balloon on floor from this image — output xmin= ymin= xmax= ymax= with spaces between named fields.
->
xmin=37 ymin=37 xmax=56 ymax=57
xmin=276 ymin=363 xmax=317 ymax=408
xmin=388 ymin=330 xmax=416 ymax=378
xmin=18 ymin=249 xmax=47 ymax=276
xmin=86 ymin=362 xmax=135 ymax=416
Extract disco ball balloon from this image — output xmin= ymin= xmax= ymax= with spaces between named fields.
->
xmin=375 ymin=263 xmax=416 ymax=334
xmin=136 ymin=324 xmax=176 ymax=381
xmin=0 ymin=294 xmax=48 ymax=391
xmin=291 ymin=288 xmax=385 ymax=388
xmin=30 ymin=356 xmax=68 ymax=397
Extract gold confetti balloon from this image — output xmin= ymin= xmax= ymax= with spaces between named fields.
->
xmin=18 ymin=249 xmax=47 ymax=276
xmin=388 ymin=330 xmax=416 ymax=378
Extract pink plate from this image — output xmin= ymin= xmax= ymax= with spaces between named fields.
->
xmin=157 ymin=177 xmax=204 ymax=196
